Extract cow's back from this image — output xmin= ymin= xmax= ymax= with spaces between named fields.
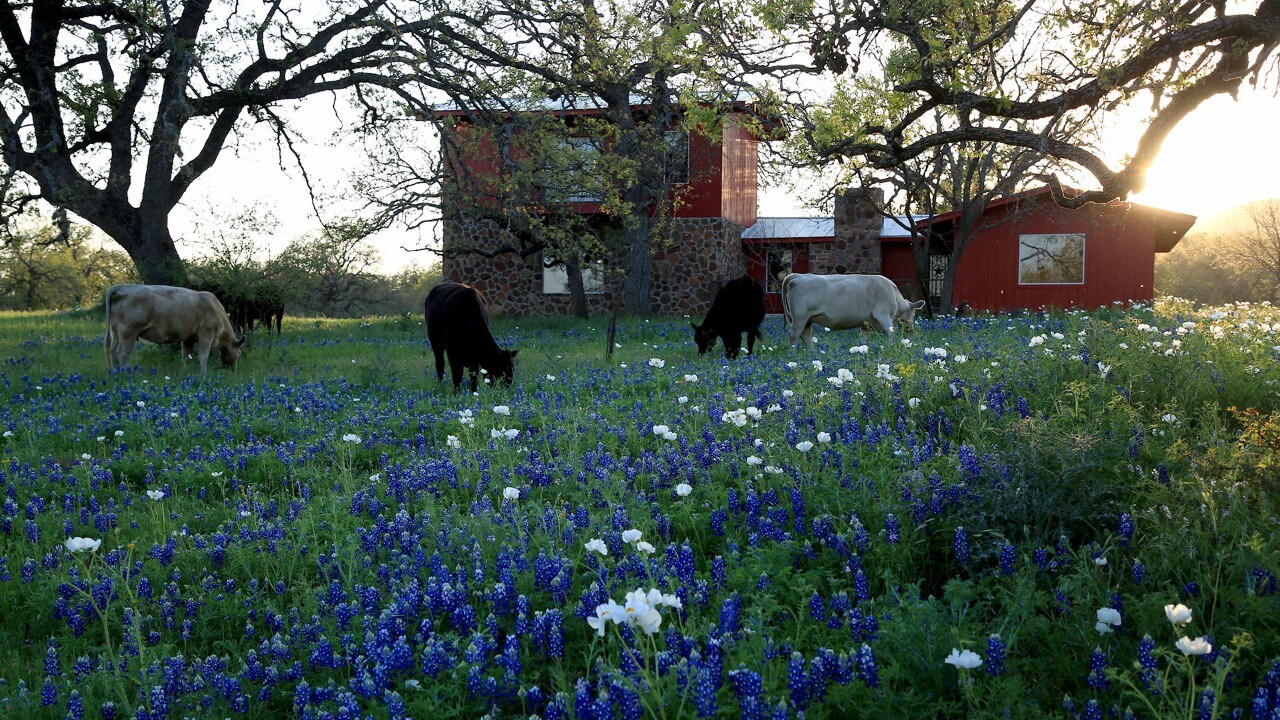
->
xmin=707 ymin=276 xmax=765 ymax=328
xmin=108 ymin=284 xmax=232 ymax=342
xmin=426 ymin=282 xmax=498 ymax=355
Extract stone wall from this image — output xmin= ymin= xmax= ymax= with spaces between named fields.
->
xmin=811 ymin=187 xmax=884 ymax=275
xmin=441 ymin=216 xmax=747 ymax=317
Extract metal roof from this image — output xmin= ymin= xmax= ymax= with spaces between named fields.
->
xmin=742 ymin=216 xmax=922 ymax=240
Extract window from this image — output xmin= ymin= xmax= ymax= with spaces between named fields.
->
xmin=542 ymin=256 xmax=605 ymax=295
xmin=664 ymin=131 xmax=690 ymax=185
xmin=765 ymin=247 xmax=794 ymax=293
xmin=1019 ymin=233 xmax=1085 ymax=284
xmin=545 ymin=137 xmax=603 ymax=203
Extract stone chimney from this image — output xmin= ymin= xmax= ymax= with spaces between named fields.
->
xmin=823 ymin=186 xmax=884 ymax=275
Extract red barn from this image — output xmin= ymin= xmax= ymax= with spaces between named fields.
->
xmin=432 ymin=101 xmax=1194 ymax=315
xmin=876 ymin=187 xmax=1196 ymax=312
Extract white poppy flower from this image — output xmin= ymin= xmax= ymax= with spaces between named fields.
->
xmin=1176 ymin=636 xmax=1212 ymax=656
xmin=65 ymin=537 xmax=102 ymax=553
xmin=795 ymin=441 xmax=814 ymax=453
xmin=944 ymin=649 xmax=982 ymax=669
xmin=621 ymin=529 xmax=643 ymax=544
xmin=492 ymin=405 xmax=511 ymax=416
xmin=502 ymin=487 xmax=520 ymax=501
xmin=584 ymin=538 xmax=608 ymax=556
xmin=1164 ymin=604 xmax=1193 ymax=626
xmin=146 ymin=490 xmax=165 ymax=501
xmin=675 ymin=483 xmax=692 ymax=496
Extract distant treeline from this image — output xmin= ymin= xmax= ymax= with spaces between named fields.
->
xmin=1156 ymin=199 xmax=1280 ymax=305
xmin=1 ymin=223 xmax=441 ymax=318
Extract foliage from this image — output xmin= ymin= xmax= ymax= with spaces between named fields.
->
xmin=0 ymin=221 xmax=135 ymax=310
xmin=0 ymin=300 xmax=1279 ymax=718
xmin=1157 ymin=200 xmax=1280 ymax=304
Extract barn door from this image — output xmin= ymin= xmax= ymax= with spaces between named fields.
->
xmin=928 ymin=253 xmax=949 ymax=312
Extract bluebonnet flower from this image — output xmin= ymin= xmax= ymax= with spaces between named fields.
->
xmin=1087 ymin=647 xmax=1110 ymax=690
xmin=1137 ymin=635 xmax=1161 ymax=696
xmin=986 ymin=635 xmax=1006 ymax=675
xmin=1000 ymin=544 xmax=1017 ymax=575
xmin=855 ymin=644 xmax=879 ymax=688
xmin=953 ymin=526 xmax=970 ymax=566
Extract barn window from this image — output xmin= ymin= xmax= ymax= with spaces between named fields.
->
xmin=665 ymin=131 xmax=690 ymax=185
xmin=765 ymin=247 xmax=794 ymax=293
xmin=545 ymin=137 xmax=603 ymax=203
xmin=542 ymin=256 xmax=605 ymax=295
xmin=1019 ymin=233 xmax=1085 ymax=284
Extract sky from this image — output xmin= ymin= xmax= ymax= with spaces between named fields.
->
xmin=170 ymin=83 xmax=1280 ymax=271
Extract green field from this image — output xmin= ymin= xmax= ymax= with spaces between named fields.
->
xmin=0 ymin=301 xmax=1278 ymax=719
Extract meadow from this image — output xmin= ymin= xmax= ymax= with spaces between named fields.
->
xmin=0 ymin=300 xmax=1278 ymax=719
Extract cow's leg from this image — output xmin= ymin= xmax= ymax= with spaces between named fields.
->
xmin=194 ymin=336 xmax=213 ymax=373
xmin=801 ymin=322 xmax=815 ymax=350
xmin=105 ymin=326 xmax=116 ymax=370
xmin=432 ymin=346 xmax=447 ymax=383
xmin=787 ymin=315 xmax=806 ymax=348
xmin=723 ymin=333 xmax=741 ymax=360
xmin=746 ymin=328 xmax=759 ymax=356
xmin=450 ymin=360 xmax=466 ymax=391
xmin=113 ymin=332 xmax=140 ymax=370
xmin=873 ymin=312 xmax=896 ymax=344
xmin=181 ymin=339 xmax=196 ymax=363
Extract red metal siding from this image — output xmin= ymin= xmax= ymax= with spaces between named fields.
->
xmin=951 ymin=202 xmax=1157 ymax=312
xmin=673 ymin=126 xmax=724 ymax=218
xmin=881 ymin=242 xmax=916 ymax=288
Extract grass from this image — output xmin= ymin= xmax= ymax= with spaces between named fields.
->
xmin=0 ymin=301 xmax=1278 ymax=719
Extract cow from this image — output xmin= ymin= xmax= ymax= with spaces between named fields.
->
xmin=425 ymin=281 xmax=518 ymax=390
xmin=104 ymin=284 xmax=245 ymax=372
xmin=781 ymin=273 xmax=927 ymax=349
xmin=691 ymin=275 xmax=766 ymax=360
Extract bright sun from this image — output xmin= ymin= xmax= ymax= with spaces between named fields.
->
xmin=1118 ymin=88 xmax=1280 ymax=219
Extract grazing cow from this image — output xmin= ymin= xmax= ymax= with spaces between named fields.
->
xmin=425 ymin=281 xmax=518 ymax=390
xmin=691 ymin=275 xmax=766 ymax=359
xmin=104 ymin=284 xmax=245 ymax=372
xmin=781 ymin=273 xmax=926 ymax=349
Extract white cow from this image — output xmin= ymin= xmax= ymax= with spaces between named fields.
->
xmin=782 ymin=273 xmax=927 ymax=349
xmin=105 ymin=284 xmax=244 ymax=372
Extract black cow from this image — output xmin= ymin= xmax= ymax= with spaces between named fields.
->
xmin=425 ymin=281 xmax=518 ymax=390
xmin=691 ymin=275 xmax=766 ymax=359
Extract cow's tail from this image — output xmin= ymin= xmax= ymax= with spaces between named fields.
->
xmin=103 ymin=284 xmax=118 ymax=370
xmin=780 ymin=273 xmax=796 ymax=328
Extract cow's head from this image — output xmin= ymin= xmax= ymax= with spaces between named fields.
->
xmin=483 ymin=349 xmax=518 ymax=386
xmin=897 ymin=300 xmax=928 ymax=331
xmin=691 ymin=322 xmax=717 ymax=355
xmin=221 ymin=335 xmax=246 ymax=369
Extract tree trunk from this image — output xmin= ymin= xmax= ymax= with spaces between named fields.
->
xmin=121 ymin=226 xmax=189 ymax=286
xmin=565 ymin=256 xmax=589 ymax=319
xmin=620 ymin=215 xmax=653 ymax=316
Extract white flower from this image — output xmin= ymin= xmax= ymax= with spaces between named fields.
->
xmin=746 ymin=455 xmax=763 ymax=466
xmin=136 ymin=401 xmax=146 ymax=408
xmin=342 ymin=433 xmax=362 ymax=443
xmin=781 ymin=389 xmax=795 ymax=398
xmin=675 ymin=483 xmax=692 ymax=497
xmin=763 ymin=465 xmax=783 ymax=475
xmin=816 ymin=432 xmax=832 ymax=444
xmin=648 ymin=358 xmax=666 ymax=368
xmin=1176 ymin=636 xmax=1212 ymax=656
xmin=677 ymin=396 xmax=689 ymax=404
xmin=3 ymin=430 xmax=13 ymax=438
xmin=812 ymin=360 xmax=824 ymax=371
xmin=907 ymin=397 xmax=921 ymax=408
xmin=683 ymin=374 xmax=698 ymax=382
xmin=662 ymin=430 xmax=678 ymax=441
xmin=621 ymin=529 xmax=643 ymax=544
xmin=849 ymin=345 xmax=869 ymax=354
xmin=944 ymin=649 xmax=983 ymax=669
xmin=96 ymin=436 xmax=105 ymax=442
xmin=795 ymin=441 xmax=814 ymax=453
xmin=446 ymin=435 xmax=461 ymax=449
xmin=1098 ymin=362 xmax=1112 ymax=375
xmin=502 ymin=487 xmax=520 ymax=501
xmin=584 ymin=538 xmax=609 ymax=556
xmin=745 ymin=406 xmax=763 ymax=421
xmin=623 ymin=588 xmax=664 ymax=635
xmin=588 ymin=599 xmax=627 ymax=635
xmin=954 ymin=354 xmax=968 ymax=364
xmin=924 ymin=347 xmax=948 ymax=359
xmin=1028 ymin=335 xmax=1045 ymax=347
xmin=146 ymin=490 xmax=165 ymax=501
xmin=1096 ymin=607 xmax=1122 ymax=628
xmin=636 ymin=541 xmax=656 ymax=554
xmin=80 ymin=453 xmax=91 ymax=461
xmin=1095 ymin=622 xmax=1114 ymax=634
xmin=1094 ymin=556 xmax=1107 ymax=566
xmin=490 ymin=428 xmax=520 ymax=440
xmin=65 ymin=537 xmax=102 ymax=553
xmin=1164 ymin=604 xmax=1193 ymax=626
xmin=492 ymin=405 xmax=511 ymax=416
xmin=652 ymin=424 xmax=670 ymax=436
xmin=1161 ymin=413 xmax=1179 ymax=424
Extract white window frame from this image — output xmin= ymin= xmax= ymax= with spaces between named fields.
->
xmin=542 ymin=256 xmax=605 ymax=295
xmin=1018 ymin=233 xmax=1086 ymax=285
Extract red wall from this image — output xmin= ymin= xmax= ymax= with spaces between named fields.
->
xmin=881 ymin=242 xmax=917 ymax=291
xmin=951 ymin=201 xmax=1157 ymax=311
xmin=441 ymin=112 xmax=755 ymax=222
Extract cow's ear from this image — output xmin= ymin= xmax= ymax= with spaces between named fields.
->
xmin=509 ymin=350 xmax=519 ymax=359
xmin=690 ymin=322 xmax=697 ymax=330
xmin=912 ymin=300 xmax=927 ymax=310
xmin=236 ymin=335 xmax=247 ymax=347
